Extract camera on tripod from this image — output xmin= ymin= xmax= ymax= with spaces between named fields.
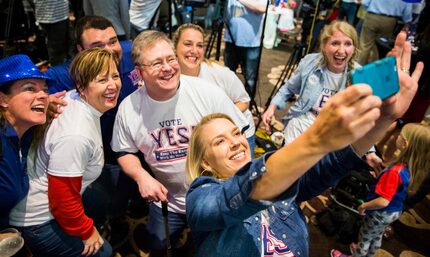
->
xmin=183 ymin=0 xmax=210 ymax=8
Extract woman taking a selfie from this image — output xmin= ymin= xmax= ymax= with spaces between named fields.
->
xmin=185 ymin=32 xmax=423 ymax=257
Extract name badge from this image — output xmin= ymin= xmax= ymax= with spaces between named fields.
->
xmin=308 ymin=74 xmax=318 ymax=85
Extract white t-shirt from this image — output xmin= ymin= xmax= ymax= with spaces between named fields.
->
xmin=199 ymin=61 xmax=256 ymax=137
xmin=129 ymin=0 xmax=162 ymax=31
xmin=283 ymin=70 xmax=343 ymax=145
xmin=111 ymin=75 xmax=249 ymax=214
xmin=10 ymin=90 xmax=104 ymax=226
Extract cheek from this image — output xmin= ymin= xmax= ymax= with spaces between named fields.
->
xmin=114 ymin=46 xmax=122 ymax=57
xmin=197 ymin=48 xmax=204 ymax=56
xmin=178 ymin=44 xmax=189 ymax=54
xmin=207 ymin=145 xmax=228 ymax=164
xmin=83 ymin=86 xmax=100 ymax=100
xmin=8 ymin=98 xmax=30 ymax=116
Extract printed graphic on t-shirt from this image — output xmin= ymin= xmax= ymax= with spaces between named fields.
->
xmin=310 ymin=87 xmax=337 ymax=116
xmin=149 ymin=118 xmax=193 ymax=162
xmin=261 ymin=215 xmax=296 ymax=257
xmin=128 ymin=69 xmax=141 ymax=86
xmin=309 ymin=69 xmax=343 ymax=116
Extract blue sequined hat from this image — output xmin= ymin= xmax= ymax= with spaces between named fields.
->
xmin=0 ymin=54 xmax=52 ymax=87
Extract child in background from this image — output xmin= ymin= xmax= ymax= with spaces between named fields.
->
xmin=331 ymin=123 xmax=430 ymax=257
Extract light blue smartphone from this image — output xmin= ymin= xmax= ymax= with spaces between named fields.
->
xmin=349 ymin=56 xmax=399 ymax=100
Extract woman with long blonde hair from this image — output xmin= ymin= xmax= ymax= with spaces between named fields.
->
xmin=185 ymin=31 xmax=423 ymax=257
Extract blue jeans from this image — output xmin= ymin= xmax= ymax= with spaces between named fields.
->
xmin=355 ymin=19 xmax=364 ymax=37
xmin=338 ymin=2 xmax=357 ymax=24
xmin=145 ymin=204 xmax=187 ymax=250
xmin=224 ymin=42 xmax=260 ymax=98
xmin=247 ymin=135 xmax=256 ymax=159
xmin=17 ymin=219 xmax=112 ymax=257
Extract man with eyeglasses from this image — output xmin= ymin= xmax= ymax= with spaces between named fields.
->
xmin=111 ymin=30 xmax=251 ymax=256
xmin=44 ymin=16 xmax=140 ymax=228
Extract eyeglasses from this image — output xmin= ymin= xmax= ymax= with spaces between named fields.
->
xmin=139 ymin=56 xmax=179 ymax=72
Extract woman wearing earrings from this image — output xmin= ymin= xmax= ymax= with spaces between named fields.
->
xmin=185 ymin=31 xmax=423 ymax=257
xmin=10 ymin=48 xmax=121 ymax=257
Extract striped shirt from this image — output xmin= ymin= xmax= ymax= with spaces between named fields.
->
xmin=34 ymin=0 xmax=69 ymax=24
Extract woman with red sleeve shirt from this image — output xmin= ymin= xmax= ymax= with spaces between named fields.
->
xmin=10 ymin=48 xmax=122 ymax=257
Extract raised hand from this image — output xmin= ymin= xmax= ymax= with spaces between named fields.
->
xmin=382 ymin=31 xmax=424 ymax=120
xmin=48 ymin=90 xmax=67 ymax=119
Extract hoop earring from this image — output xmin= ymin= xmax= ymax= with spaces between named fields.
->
xmin=200 ymin=169 xmax=213 ymax=177
xmin=80 ymin=93 xmax=87 ymax=102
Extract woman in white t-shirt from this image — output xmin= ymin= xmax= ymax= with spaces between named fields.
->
xmin=10 ymin=48 xmax=122 ymax=257
xmin=173 ymin=23 xmax=257 ymax=157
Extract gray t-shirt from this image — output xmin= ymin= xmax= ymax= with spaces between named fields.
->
xmin=283 ymin=69 xmax=343 ymax=145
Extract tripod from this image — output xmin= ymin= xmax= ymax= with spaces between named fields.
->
xmin=205 ymin=0 xmax=270 ymax=120
xmin=255 ymin=0 xmax=325 ymax=129
xmin=255 ymin=42 xmax=307 ymax=129
xmin=205 ymin=0 xmax=225 ymax=60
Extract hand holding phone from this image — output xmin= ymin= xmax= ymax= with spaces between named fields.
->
xmin=349 ymin=56 xmax=399 ymax=100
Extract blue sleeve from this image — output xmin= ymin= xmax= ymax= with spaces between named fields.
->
xmin=44 ymin=61 xmax=74 ymax=94
xmin=270 ymin=57 xmax=305 ymax=110
xmin=187 ymin=155 xmax=276 ymax=231
xmin=296 ymin=146 xmax=371 ymax=202
xmin=119 ymin=40 xmax=134 ymax=70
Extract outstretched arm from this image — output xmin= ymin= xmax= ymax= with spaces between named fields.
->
xmin=250 ymin=31 xmax=424 ymax=201
xmin=358 ymin=197 xmax=390 ymax=215
xmin=251 ymin=84 xmax=382 ymax=200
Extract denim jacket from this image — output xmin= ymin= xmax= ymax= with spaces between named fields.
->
xmin=271 ymin=53 xmax=359 ymax=125
xmin=186 ymin=146 xmax=370 ymax=257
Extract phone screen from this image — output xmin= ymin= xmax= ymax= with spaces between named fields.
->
xmin=349 ymin=56 xmax=399 ymax=100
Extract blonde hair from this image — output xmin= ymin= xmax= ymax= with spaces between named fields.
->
xmin=132 ymin=30 xmax=174 ymax=66
xmin=186 ymin=113 xmax=235 ymax=183
xmin=397 ymin=123 xmax=430 ymax=195
xmin=69 ymin=48 xmax=119 ymax=94
xmin=319 ymin=20 xmax=359 ymax=71
xmin=172 ymin=23 xmax=214 ymax=66
xmin=173 ymin=23 xmax=205 ymax=48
